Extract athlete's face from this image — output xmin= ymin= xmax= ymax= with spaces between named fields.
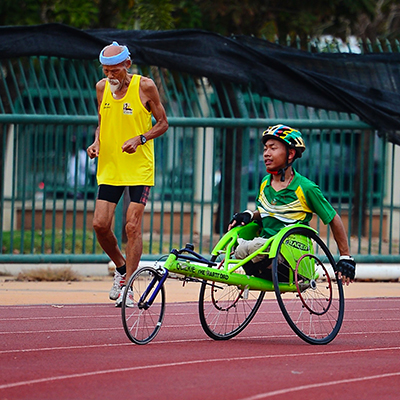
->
xmin=263 ymin=138 xmax=295 ymax=171
xmin=102 ymin=61 xmax=130 ymax=92
xmin=102 ymin=61 xmax=129 ymax=81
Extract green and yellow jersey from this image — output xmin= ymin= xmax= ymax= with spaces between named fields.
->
xmin=256 ymin=169 xmax=336 ymax=238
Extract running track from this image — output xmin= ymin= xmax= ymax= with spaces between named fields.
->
xmin=1 ymin=298 xmax=400 ymax=399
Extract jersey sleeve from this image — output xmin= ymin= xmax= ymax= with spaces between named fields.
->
xmin=302 ymin=179 xmax=337 ymax=225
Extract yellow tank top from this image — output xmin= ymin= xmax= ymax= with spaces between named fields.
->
xmin=97 ymin=75 xmax=154 ymax=186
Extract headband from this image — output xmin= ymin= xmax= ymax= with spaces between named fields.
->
xmin=99 ymin=41 xmax=130 ymax=65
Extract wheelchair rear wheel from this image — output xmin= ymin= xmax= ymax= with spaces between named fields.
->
xmin=122 ymin=266 xmax=166 ymax=345
xmin=199 ymin=256 xmax=265 ymax=340
xmin=272 ymin=227 xmax=344 ymax=345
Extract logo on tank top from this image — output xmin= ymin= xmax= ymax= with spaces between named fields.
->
xmin=103 ymin=102 xmax=111 ymax=109
xmin=123 ymin=103 xmax=133 ymax=115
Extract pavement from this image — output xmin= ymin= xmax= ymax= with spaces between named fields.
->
xmin=0 ymin=275 xmax=399 ymax=306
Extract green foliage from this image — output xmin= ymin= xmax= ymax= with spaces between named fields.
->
xmin=1 ymin=229 xmax=175 ymax=256
xmin=134 ymin=0 xmax=175 ymax=30
xmin=2 ymin=229 xmax=102 ymax=254
xmin=52 ymin=0 xmax=99 ymax=28
xmin=1 ymin=0 xmax=399 ymax=42
xmin=172 ymin=1 xmax=203 ymax=30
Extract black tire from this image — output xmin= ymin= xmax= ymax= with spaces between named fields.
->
xmin=199 ymin=256 xmax=265 ymax=340
xmin=272 ymin=227 xmax=344 ymax=345
xmin=122 ymin=266 xmax=166 ymax=345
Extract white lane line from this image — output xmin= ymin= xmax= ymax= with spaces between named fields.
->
xmin=238 ymin=371 xmax=400 ymax=400
xmin=1 ymin=346 xmax=399 ymax=391
xmin=1 ymin=306 xmax=398 ymax=323
xmin=2 ymin=330 xmax=400 ymax=355
xmin=1 ymin=320 xmax=399 ymax=336
xmin=0 ymin=315 xmax=119 ymax=322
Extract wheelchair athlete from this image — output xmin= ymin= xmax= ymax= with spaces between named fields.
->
xmin=228 ymin=125 xmax=356 ymax=285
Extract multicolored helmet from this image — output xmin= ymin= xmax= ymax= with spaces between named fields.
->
xmin=262 ymin=125 xmax=306 ymax=158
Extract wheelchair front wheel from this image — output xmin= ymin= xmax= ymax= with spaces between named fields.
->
xmin=122 ymin=266 xmax=166 ymax=345
xmin=199 ymin=257 xmax=265 ymax=340
xmin=272 ymin=227 xmax=344 ymax=345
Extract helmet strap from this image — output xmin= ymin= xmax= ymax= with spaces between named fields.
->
xmin=267 ymin=164 xmax=292 ymax=182
xmin=267 ymin=148 xmax=294 ymax=182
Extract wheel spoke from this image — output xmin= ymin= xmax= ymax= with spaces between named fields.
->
xmin=273 ymin=227 xmax=344 ymax=344
xmin=122 ymin=267 xmax=165 ymax=345
xmin=199 ymin=259 xmax=265 ymax=340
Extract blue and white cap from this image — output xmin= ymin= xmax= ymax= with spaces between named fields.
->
xmin=99 ymin=41 xmax=130 ymax=65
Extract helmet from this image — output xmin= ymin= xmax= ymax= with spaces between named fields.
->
xmin=262 ymin=125 xmax=306 ymax=159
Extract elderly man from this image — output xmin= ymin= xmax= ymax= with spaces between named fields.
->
xmin=87 ymin=41 xmax=169 ymax=307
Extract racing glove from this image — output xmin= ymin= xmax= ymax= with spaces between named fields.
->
xmin=229 ymin=210 xmax=253 ymax=226
xmin=336 ymin=255 xmax=356 ymax=280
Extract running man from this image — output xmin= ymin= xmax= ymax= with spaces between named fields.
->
xmin=87 ymin=41 xmax=168 ymax=306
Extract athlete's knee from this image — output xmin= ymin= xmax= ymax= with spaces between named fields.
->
xmin=235 ymin=237 xmax=268 ymax=262
xmin=93 ymin=216 xmax=111 ymax=235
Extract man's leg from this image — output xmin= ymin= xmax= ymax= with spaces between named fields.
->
xmin=235 ymin=238 xmax=272 ymax=280
xmin=93 ymin=199 xmax=126 ymax=267
xmin=113 ymin=202 xmax=145 ymax=308
xmin=114 ymin=186 xmax=149 ymax=308
xmin=93 ymin=199 xmax=127 ymax=300
xmin=124 ymin=202 xmax=145 ymax=283
xmin=235 ymin=237 xmax=268 ymax=263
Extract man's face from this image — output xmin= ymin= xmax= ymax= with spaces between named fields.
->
xmin=102 ymin=61 xmax=129 ymax=91
xmin=102 ymin=61 xmax=128 ymax=80
xmin=263 ymin=138 xmax=289 ymax=171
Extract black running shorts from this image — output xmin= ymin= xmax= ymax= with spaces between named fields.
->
xmin=97 ymin=184 xmax=150 ymax=205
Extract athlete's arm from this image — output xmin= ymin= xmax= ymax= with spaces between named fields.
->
xmin=87 ymin=79 xmax=106 ymax=159
xmin=121 ymin=77 xmax=168 ymax=154
xmin=329 ymin=214 xmax=350 ymax=257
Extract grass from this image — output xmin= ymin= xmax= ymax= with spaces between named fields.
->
xmin=15 ymin=266 xmax=81 ymax=282
xmin=1 ymin=229 xmax=182 ymax=255
xmin=2 ymin=229 xmax=103 ymax=255
xmin=1 ymin=229 xmax=101 ymax=254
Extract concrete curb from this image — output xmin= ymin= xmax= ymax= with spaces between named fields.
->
xmin=1 ymin=262 xmax=400 ymax=281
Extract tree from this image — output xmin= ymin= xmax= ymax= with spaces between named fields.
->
xmin=171 ymin=0 xmax=379 ymax=41
xmin=2 ymin=0 xmax=400 ymax=43
xmin=0 ymin=0 xmax=174 ymax=30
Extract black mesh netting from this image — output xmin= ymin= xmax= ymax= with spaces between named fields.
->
xmin=1 ymin=23 xmax=400 ymax=144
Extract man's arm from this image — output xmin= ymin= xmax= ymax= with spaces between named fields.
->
xmin=329 ymin=213 xmax=356 ymax=284
xmin=329 ymin=214 xmax=350 ymax=256
xmin=121 ymin=77 xmax=168 ymax=154
xmin=87 ymin=79 xmax=106 ymax=159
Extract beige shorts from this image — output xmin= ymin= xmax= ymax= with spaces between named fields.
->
xmin=235 ymin=237 xmax=269 ymax=263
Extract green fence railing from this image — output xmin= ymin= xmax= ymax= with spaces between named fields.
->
xmin=1 ymin=34 xmax=400 ymax=265
xmin=1 ymin=115 xmax=399 ymax=263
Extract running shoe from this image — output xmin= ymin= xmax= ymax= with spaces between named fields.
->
xmin=109 ymin=270 xmax=125 ymax=300
xmin=115 ymin=286 xmax=134 ymax=308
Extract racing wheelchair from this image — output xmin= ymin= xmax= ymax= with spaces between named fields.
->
xmin=121 ymin=222 xmax=344 ymax=345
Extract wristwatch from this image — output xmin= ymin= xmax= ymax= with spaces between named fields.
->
xmin=139 ymin=134 xmax=147 ymax=145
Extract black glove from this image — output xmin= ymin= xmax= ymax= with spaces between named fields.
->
xmin=229 ymin=210 xmax=253 ymax=227
xmin=335 ymin=256 xmax=356 ymax=280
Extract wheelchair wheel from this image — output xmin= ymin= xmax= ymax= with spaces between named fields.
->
xmin=122 ymin=266 xmax=166 ymax=345
xmin=272 ymin=227 xmax=344 ymax=345
xmin=199 ymin=257 xmax=265 ymax=340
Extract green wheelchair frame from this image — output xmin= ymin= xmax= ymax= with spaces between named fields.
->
xmin=121 ymin=222 xmax=345 ymax=345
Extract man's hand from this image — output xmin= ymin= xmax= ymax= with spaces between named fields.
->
xmin=336 ymin=256 xmax=356 ymax=286
xmin=87 ymin=141 xmax=100 ymax=159
xmin=122 ymin=137 xmax=140 ymax=154
xmin=228 ymin=210 xmax=253 ymax=230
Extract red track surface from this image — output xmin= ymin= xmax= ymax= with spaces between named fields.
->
xmin=1 ymin=298 xmax=400 ymax=399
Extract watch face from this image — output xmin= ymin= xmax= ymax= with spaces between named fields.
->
xmin=140 ymin=135 xmax=147 ymax=144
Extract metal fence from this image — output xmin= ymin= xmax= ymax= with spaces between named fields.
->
xmin=1 ymin=36 xmax=400 ymax=265
xmin=1 ymin=116 xmax=399 ymax=263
